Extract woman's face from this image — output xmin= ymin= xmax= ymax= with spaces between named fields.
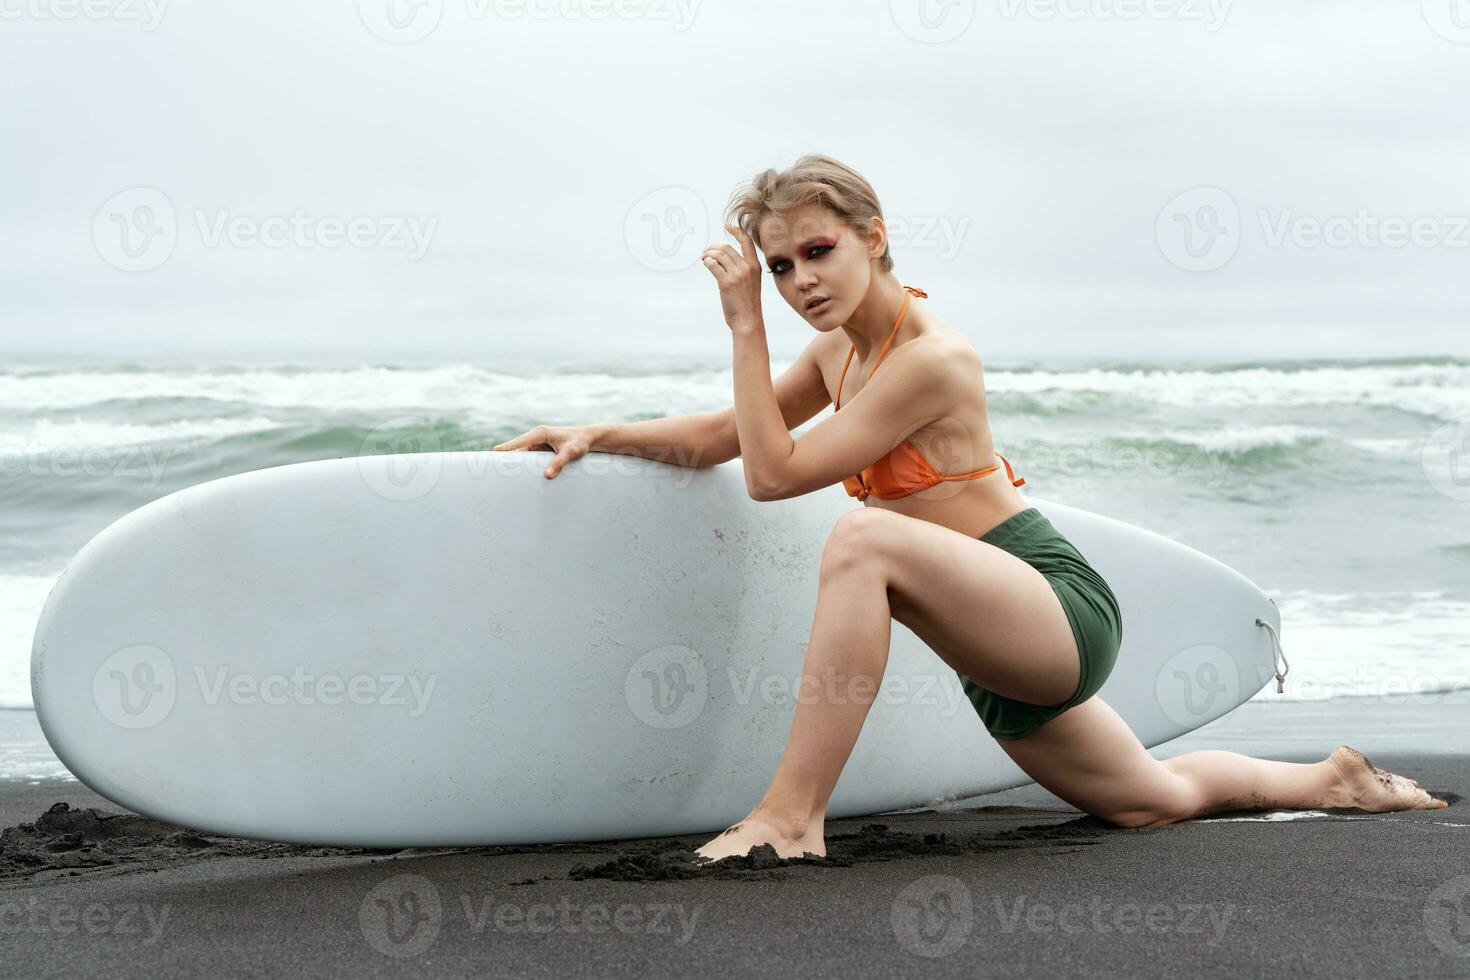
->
xmin=756 ymin=203 xmax=884 ymax=331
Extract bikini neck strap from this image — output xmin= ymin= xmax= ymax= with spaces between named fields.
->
xmin=868 ymin=285 xmax=927 ymax=380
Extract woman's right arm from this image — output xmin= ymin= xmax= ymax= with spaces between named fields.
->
xmin=494 ymin=333 xmax=834 ymax=480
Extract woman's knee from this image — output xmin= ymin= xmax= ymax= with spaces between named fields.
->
xmin=1099 ymin=772 xmax=1203 ymax=829
xmin=818 ymin=508 xmax=893 ymax=582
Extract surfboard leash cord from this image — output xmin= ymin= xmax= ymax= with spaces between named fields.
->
xmin=1254 ymin=617 xmax=1291 ymax=694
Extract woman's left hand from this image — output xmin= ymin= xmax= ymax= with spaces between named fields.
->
xmin=702 ymin=225 xmax=764 ymax=334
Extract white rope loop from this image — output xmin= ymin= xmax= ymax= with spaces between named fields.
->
xmin=1255 ymin=617 xmax=1290 ymax=694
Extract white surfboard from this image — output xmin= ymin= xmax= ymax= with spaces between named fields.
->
xmin=31 ymin=450 xmax=1284 ymax=847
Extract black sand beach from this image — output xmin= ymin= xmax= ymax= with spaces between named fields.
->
xmin=2 ymin=696 xmax=1467 ymax=979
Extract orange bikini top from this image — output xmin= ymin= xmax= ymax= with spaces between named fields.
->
xmin=834 ymin=285 xmax=1025 ymax=502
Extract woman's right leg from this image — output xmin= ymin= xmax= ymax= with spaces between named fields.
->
xmin=997 ymin=696 xmax=1448 ymax=828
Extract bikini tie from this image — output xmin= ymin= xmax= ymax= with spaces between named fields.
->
xmin=902 ymin=285 xmax=928 ymax=299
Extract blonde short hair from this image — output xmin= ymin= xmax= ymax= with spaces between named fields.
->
xmin=724 ymin=154 xmax=894 ymax=273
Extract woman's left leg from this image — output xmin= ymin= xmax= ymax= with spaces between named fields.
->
xmin=695 ymin=505 xmax=1083 ymax=862
xmin=996 ymin=695 xmax=1448 ymax=827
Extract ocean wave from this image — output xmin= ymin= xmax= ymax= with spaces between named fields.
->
xmin=5 ymin=430 xmax=531 ymax=535
xmin=1 ymin=416 xmax=284 ymax=452
xmin=0 ymin=364 xmax=733 ymax=420
xmin=1342 ymin=437 xmax=1422 ymax=457
xmin=1102 ymin=425 xmax=1332 ymax=463
xmin=990 ymin=425 xmax=1340 ymax=477
xmin=0 ymin=365 xmax=520 ymax=412
xmin=0 ymin=574 xmax=55 ymax=710
xmin=984 ymin=362 xmax=1470 ymax=421
xmin=0 ymin=420 xmax=522 ymax=519
xmin=1248 ymin=589 xmax=1470 ymax=702
xmin=1 ymin=359 xmax=1468 ymax=422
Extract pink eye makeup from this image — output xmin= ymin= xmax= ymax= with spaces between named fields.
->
xmin=766 ymin=234 xmax=840 ymax=275
xmin=802 ymin=237 xmax=838 ymax=259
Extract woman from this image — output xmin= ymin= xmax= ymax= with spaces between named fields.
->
xmin=493 ymin=155 xmax=1447 ymax=864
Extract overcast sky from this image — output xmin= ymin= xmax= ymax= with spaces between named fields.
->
xmin=2 ymin=0 xmax=1467 ymax=366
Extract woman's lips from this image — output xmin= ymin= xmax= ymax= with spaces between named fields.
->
xmin=806 ymin=298 xmax=831 ymax=315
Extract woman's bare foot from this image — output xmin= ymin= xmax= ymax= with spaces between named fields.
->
xmin=1325 ymin=746 xmax=1448 ymax=813
xmin=693 ymin=804 xmax=827 ymax=864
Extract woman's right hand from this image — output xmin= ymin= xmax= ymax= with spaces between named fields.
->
xmin=491 ymin=424 xmax=605 ymax=479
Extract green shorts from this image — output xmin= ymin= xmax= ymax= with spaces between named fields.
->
xmin=957 ymin=507 xmax=1123 ymax=741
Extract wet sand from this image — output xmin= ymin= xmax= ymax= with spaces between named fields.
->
xmin=2 ymin=697 xmax=1467 ymax=978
